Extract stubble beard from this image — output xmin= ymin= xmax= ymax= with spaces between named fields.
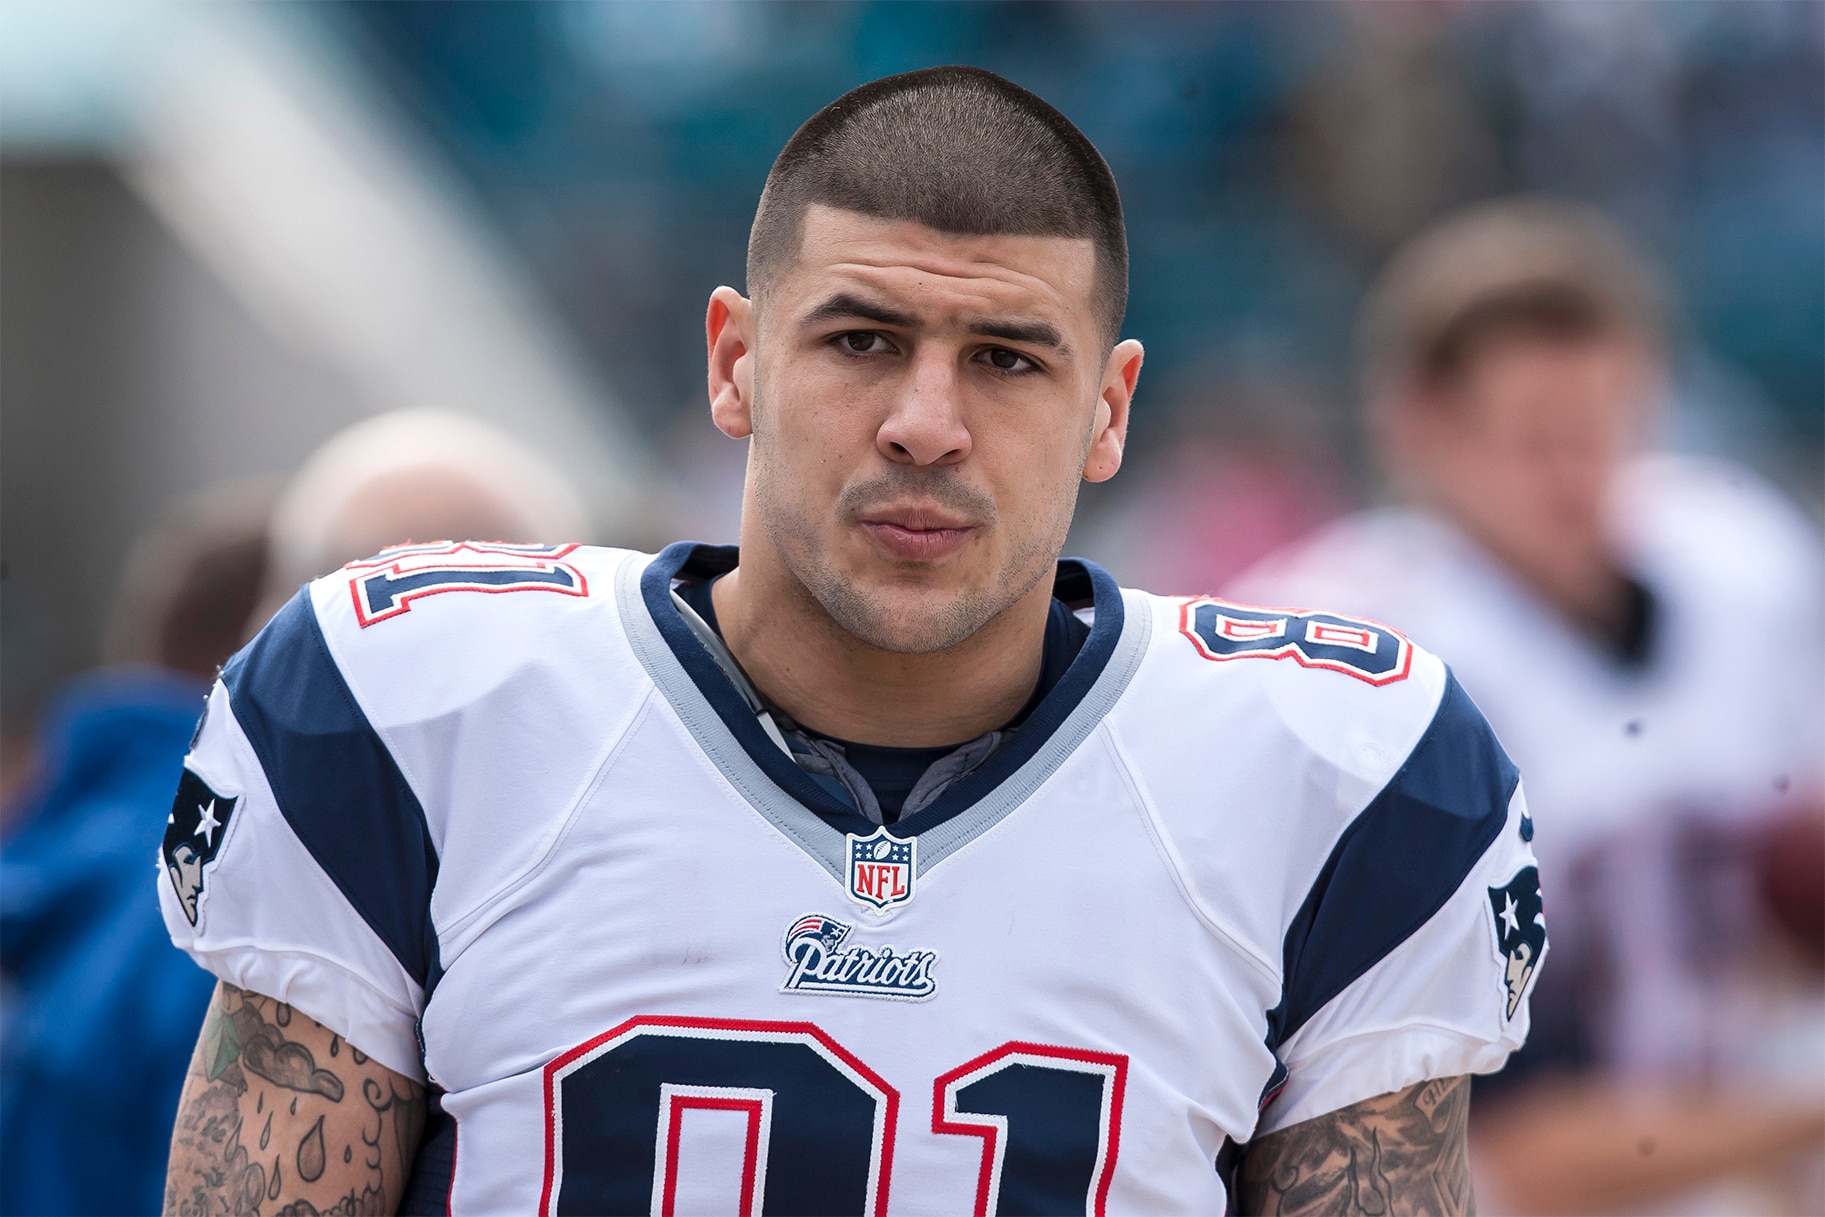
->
xmin=749 ymin=392 xmax=1074 ymax=656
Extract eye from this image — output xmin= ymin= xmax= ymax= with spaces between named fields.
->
xmin=979 ymin=347 xmax=1036 ymax=374
xmin=837 ymin=331 xmax=892 ymax=355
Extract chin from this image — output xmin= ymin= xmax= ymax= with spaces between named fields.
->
xmin=819 ymin=574 xmax=1004 ymax=655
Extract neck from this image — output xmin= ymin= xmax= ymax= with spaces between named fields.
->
xmin=1528 ymin=556 xmax=1639 ymax=654
xmin=709 ymin=544 xmax=1054 ymax=749
xmin=1448 ymin=514 xmax=1637 ymax=651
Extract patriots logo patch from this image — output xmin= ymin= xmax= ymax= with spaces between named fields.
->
xmin=164 ymin=769 xmax=239 ymax=925
xmin=779 ymin=913 xmax=938 ymax=1001
xmin=1488 ymin=866 xmax=1547 ymax=1020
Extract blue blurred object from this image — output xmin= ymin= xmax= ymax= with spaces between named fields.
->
xmin=1 ymin=670 xmax=216 ymax=1217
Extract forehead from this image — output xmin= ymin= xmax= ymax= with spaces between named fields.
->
xmin=1463 ymin=330 xmax=1652 ymax=393
xmin=1456 ymin=331 xmax=1654 ymax=430
xmin=775 ymin=204 xmax=1098 ymax=325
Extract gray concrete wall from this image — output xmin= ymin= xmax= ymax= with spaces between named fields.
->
xmin=1 ymin=161 xmax=368 ymax=722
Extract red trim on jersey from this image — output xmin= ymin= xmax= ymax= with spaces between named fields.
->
xmin=1304 ymin=620 xmax=1372 ymax=650
xmin=1177 ymin=596 xmax=1414 ymax=687
xmin=540 ymin=1015 xmax=899 ymax=1217
xmin=1215 ymin=614 xmax=1287 ymax=642
xmin=342 ymin=540 xmax=581 ymax=567
xmin=932 ymin=1040 xmax=1129 ymax=1217
xmin=659 ymin=1094 xmax=765 ymax=1217
xmin=344 ymin=541 xmax=588 ymax=627
xmin=1258 ymin=1072 xmax=1289 ymax=1111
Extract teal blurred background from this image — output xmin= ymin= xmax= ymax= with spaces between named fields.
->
xmin=4 ymin=0 xmax=1821 ymax=727
xmin=348 ymin=0 xmax=1825 ymax=451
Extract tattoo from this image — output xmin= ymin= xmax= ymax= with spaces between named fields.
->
xmin=297 ymin=1115 xmax=327 ymax=1183
xmin=1237 ymin=1076 xmax=1475 ymax=1216
xmin=165 ymin=982 xmax=426 ymax=1217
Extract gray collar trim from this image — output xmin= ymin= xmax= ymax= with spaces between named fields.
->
xmin=615 ymin=554 xmax=1153 ymax=882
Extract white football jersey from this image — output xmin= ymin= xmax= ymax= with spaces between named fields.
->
xmin=161 ymin=540 xmax=1542 ymax=1215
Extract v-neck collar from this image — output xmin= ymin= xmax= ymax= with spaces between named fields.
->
xmin=616 ymin=542 xmax=1150 ymax=883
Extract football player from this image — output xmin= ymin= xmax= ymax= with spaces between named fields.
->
xmin=162 ymin=68 xmax=1540 ymax=1216
xmin=1232 ymin=199 xmax=1824 ymax=1211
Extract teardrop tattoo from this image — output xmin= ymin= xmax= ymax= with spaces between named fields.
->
xmin=297 ymin=1114 xmax=327 ymax=1183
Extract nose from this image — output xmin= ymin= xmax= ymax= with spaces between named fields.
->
xmin=877 ymin=347 xmax=972 ymax=468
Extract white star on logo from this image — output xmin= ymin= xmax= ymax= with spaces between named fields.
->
xmin=1500 ymin=893 xmax=1521 ymax=937
xmin=194 ymin=800 xmax=222 ymax=847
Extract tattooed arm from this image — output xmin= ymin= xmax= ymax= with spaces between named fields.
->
xmin=1236 ymin=1075 xmax=1475 ymax=1217
xmin=164 ymin=981 xmax=425 ymax=1217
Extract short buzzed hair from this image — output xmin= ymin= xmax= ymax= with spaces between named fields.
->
xmin=747 ymin=66 xmax=1128 ymax=345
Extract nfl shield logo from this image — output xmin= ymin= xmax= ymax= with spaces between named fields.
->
xmin=846 ymin=827 xmax=916 ymax=911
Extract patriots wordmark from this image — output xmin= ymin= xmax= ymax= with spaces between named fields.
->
xmin=779 ymin=914 xmax=938 ymax=1001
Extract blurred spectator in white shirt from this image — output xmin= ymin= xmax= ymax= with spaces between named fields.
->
xmin=1233 ymin=198 xmax=1824 ymax=1215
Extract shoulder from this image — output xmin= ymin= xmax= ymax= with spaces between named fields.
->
xmin=1618 ymin=454 xmax=1823 ymax=609
xmin=309 ymin=540 xmax=641 ymax=666
xmin=219 ymin=542 xmax=654 ymax=850
xmin=1107 ymin=587 xmax=1517 ymax=967
xmin=1108 ymin=588 xmax=1535 ymax=1123
xmin=1116 ymin=585 xmax=1455 ymax=777
xmin=235 ymin=543 xmax=646 ymax=716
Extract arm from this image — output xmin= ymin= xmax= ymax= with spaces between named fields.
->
xmin=1237 ymin=1075 xmax=1474 ymax=1217
xmin=165 ymin=981 xmax=425 ymax=1217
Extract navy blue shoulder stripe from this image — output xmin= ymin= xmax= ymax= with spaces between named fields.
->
xmin=1266 ymin=671 xmax=1518 ymax=1051
xmin=222 ymin=590 xmax=443 ymax=995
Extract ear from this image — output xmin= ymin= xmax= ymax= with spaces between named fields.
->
xmin=706 ymin=286 xmax=756 ymax=439
xmin=1083 ymin=339 xmax=1143 ymax=483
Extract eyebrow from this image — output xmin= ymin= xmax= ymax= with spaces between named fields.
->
xmin=972 ymin=317 xmax=1066 ymax=352
xmin=803 ymin=292 xmax=1071 ymax=355
xmin=803 ymin=292 xmax=918 ymax=329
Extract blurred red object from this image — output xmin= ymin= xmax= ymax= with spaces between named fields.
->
xmin=1755 ymin=807 xmax=1825 ymax=966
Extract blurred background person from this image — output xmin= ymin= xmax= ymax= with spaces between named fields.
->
xmin=251 ymin=408 xmax=589 ymax=629
xmin=1232 ymin=198 xmax=1825 ymax=1215
xmin=1 ymin=481 xmax=275 ymax=1217
xmin=0 ymin=410 xmax=582 ymax=1216
xmin=1079 ymin=362 xmax=1354 ymax=596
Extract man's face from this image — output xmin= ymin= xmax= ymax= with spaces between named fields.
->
xmin=709 ymin=205 xmax=1139 ymax=653
xmin=1401 ymin=330 xmax=1657 ymax=603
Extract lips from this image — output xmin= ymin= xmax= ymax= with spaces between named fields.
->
xmin=856 ymin=508 xmax=977 ymax=562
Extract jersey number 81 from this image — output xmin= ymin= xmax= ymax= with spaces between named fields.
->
xmin=541 ymin=1016 xmax=1127 ymax=1217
